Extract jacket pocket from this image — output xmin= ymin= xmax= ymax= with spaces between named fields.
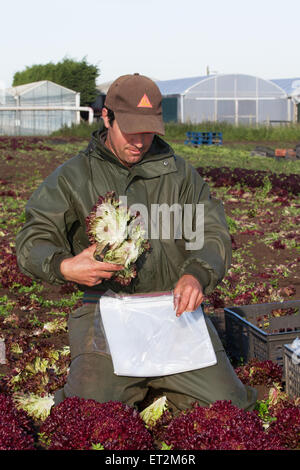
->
xmin=70 ymin=303 xmax=94 ymax=319
xmin=68 ymin=304 xmax=98 ymax=359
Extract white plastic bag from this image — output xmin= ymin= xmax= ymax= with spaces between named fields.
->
xmin=290 ymin=337 xmax=300 ymax=365
xmin=98 ymin=291 xmax=217 ymax=377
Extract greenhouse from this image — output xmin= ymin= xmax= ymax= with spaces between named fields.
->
xmin=0 ymin=80 xmax=87 ymax=136
xmin=155 ymin=74 xmax=300 ymax=125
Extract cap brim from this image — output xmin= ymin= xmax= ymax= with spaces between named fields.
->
xmin=115 ymin=111 xmax=165 ymax=136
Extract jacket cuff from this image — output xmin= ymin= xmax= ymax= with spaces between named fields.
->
xmin=51 ymin=253 xmax=73 ymax=282
xmin=181 ymin=261 xmax=211 ymax=291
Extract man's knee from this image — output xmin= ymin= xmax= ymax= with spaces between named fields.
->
xmin=150 ymin=349 xmax=257 ymax=412
xmin=62 ymin=352 xmax=148 ymax=407
xmin=63 ymin=352 xmax=114 ymax=402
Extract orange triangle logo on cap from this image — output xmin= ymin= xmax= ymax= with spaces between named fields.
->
xmin=137 ymin=93 xmax=153 ymax=108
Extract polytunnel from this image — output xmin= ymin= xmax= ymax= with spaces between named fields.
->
xmin=0 ymin=80 xmax=94 ymax=136
xmin=156 ymin=74 xmax=297 ymax=125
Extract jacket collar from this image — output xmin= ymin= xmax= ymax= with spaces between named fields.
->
xmin=86 ymin=122 xmax=178 ymax=179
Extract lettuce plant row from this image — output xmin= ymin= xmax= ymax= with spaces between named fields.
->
xmin=197 ymin=166 xmax=300 ymax=196
xmin=1 ymin=392 xmax=299 ymax=451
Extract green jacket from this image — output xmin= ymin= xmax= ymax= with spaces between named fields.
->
xmin=16 ymin=124 xmax=232 ymax=296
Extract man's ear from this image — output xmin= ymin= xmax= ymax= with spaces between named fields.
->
xmin=101 ymin=107 xmax=110 ymax=129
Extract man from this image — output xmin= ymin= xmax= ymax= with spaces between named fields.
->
xmin=16 ymin=73 xmax=257 ymax=412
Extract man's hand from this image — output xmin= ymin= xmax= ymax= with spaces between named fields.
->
xmin=60 ymin=244 xmax=124 ymax=287
xmin=173 ymin=274 xmax=204 ymax=317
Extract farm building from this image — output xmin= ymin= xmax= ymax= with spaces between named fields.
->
xmin=155 ymin=74 xmax=300 ymax=125
xmin=0 ymin=80 xmax=93 ymax=136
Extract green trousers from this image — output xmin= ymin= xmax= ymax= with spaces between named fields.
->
xmin=54 ymin=303 xmax=257 ymax=412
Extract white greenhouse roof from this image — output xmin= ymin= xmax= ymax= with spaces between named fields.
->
xmin=270 ymin=78 xmax=300 ymax=97
xmin=6 ymin=80 xmax=78 ymax=97
xmin=154 ymin=74 xmax=300 ymax=100
xmin=96 ymin=74 xmax=300 ymax=103
xmin=155 ymin=76 xmax=207 ymax=95
xmin=96 ymin=81 xmax=114 ymax=94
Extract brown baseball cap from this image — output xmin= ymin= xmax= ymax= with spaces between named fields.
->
xmin=104 ymin=73 xmax=165 ymax=135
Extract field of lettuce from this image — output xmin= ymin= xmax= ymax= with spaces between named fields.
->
xmin=0 ymin=134 xmax=299 ymax=451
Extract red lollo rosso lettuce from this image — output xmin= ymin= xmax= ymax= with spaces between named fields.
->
xmin=235 ymin=359 xmax=283 ymax=387
xmin=271 ymin=240 xmax=286 ymax=250
xmin=206 ymin=291 xmax=225 ymax=309
xmin=230 ymin=281 xmax=280 ymax=306
xmin=0 ymin=189 xmax=17 ymax=197
xmin=196 ymin=166 xmax=300 ymax=196
xmin=2 ymin=347 xmax=70 ymax=397
xmin=267 ymin=404 xmax=300 ymax=449
xmin=266 ymin=384 xmax=300 ymax=418
xmin=0 ymin=136 xmax=53 ymax=151
xmin=38 ymin=397 xmax=154 ymax=450
xmin=0 ymin=245 xmax=33 ymax=289
xmin=0 ymin=393 xmax=36 ymax=450
xmin=158 ymin=400 xmax=284 ymax=450
xmin=255 ymin=383 xmax=300 ymax=449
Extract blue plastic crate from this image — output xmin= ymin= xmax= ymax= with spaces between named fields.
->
xmin=184 ymin=131 xmax=222 ymax=146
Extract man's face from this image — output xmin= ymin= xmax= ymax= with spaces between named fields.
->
xmin=102 ymin=108 xmax=154 ymax=168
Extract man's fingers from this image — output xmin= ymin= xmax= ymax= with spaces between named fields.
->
xmin=177 ymin=289 xmax=198 ymax=315
xmin=196 ymin=291 xmax=204 ymax=308
xmin=174 ymin=288 xmax=204 ymax=316
xmin=173 ymin=293 xmax=181 ymax=312
xmin=94 ymin=261 xmax=124 ymax=272
xmin=86 ymin=245 xmax=124 ymax=272
xmin=175 ymin=289 xmax=192 ymax=316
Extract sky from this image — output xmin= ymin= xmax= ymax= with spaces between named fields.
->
xmin=1 ymin=0 xmax=299 ymax=89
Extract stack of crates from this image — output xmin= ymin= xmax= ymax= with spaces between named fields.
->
xmin=184 ymin=131 xmax=223 ymax=146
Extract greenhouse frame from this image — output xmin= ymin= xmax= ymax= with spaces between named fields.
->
xmin=155 ymin=74 xmax=300 ymax=125
xmin=0 ymin=80 xmax=94 ymax=136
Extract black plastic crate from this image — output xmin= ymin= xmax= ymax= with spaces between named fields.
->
xmin=284 ymin=343 xmax=300 ymax=398
xmin=224 ymin=300 xmax=300 ymax=375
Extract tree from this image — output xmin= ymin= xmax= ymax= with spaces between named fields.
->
xmin=13 ymin=57 xmax=100 ymax=107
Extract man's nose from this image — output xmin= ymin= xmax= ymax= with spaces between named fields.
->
xmin=130 ymin=134 xmax=144 ymax=147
